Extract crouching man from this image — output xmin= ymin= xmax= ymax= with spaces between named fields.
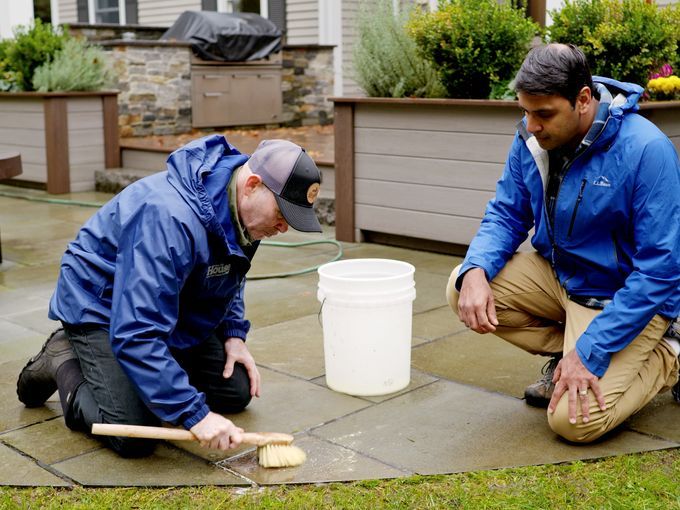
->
xmin=447 ymin=44 xmax=680 ymax=442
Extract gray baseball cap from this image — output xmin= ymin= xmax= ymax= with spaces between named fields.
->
xmin=248 ymin=139 xmax=322 ymax=233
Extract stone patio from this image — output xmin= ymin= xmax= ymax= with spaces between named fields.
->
xmin=0 ymin=184 xmax=678 ymax=487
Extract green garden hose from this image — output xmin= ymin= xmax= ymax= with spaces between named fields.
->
xmin=246 ymin=239 xmax=343 ymax=280
xmin=0 ymin=190 xmax=106 ymax=208
xmin=0 ymin=189 xmax=342 ymax=279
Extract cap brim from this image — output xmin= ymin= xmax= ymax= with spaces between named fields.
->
xmin=275 ymin=195 xmax=322 ymax=233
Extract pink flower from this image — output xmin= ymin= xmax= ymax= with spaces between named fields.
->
xmin=651 ymin=63 xmax=674 ymax=80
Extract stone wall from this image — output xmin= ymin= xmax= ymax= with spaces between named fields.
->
xmin=281 ymin=45 xmax=335 ymax=127
xmin=74 ymin=25 xmax=335 ymax=136
xmin=104 ymin=41 xmax=193 ymax=137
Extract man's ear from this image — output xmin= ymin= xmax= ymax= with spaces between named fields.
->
xmin=243 ymin=173 xmax=263 ymax=196
xmin=576 ymin=86 xmax=592 ymax=114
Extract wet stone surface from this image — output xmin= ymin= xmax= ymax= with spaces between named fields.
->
xmin=1 ymin=184 xmax=678 ymax=487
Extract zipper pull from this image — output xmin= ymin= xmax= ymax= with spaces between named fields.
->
xmin=551 ymin=243 xmax=556 ymax=266
xmin=568 ymin=179 xmax=588 ymax=237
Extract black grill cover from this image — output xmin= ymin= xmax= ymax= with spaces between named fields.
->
xmin=161 ymin=11 xmax=282 ymax=62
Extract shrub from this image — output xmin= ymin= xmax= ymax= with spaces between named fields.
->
xmin=353 ymin=0 xmax=445 ymax=98
xmin=549 ymin=0 xmax=679 ymax=87
xmin=664 ymin=4 xmax=680 ymax=71
xmin=408 ymin=0 xmax=539 ymax=99
xmin=4 ymin=19 xmax=69 ymax=91
xmin=33 ymin=37 xmax=113 ymax=92
xmin=0 ymin=39 xmax=20 ymax=92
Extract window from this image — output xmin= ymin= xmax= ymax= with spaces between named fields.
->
xmin=217 ymin=0 xmax=267 ymax=15
xmin=78 ymin=0 xmax=137 ymax=24
xmin=96 ymin=0 xmax=119 ymax=23
xmin=88 ymin=0 xmax=126 ymax=24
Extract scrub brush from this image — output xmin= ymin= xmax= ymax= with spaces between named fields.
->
xmin=91 ymin=423 xmax=306 ymax=468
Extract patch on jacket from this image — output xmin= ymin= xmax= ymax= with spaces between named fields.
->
xmin=593 ymin=175 xmax=611 ymax=187
xmin=206 ymin=264 xmax=231 ymax=277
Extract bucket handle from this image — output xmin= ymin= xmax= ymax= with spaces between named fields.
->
xmin=317 ymin=297 xmax=326 ymax=328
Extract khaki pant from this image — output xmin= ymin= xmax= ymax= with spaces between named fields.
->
xmin=446 ymin=252 xmax=679 ymax=443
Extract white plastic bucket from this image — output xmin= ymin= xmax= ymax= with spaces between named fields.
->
xmin=317 ymin=258 xmax=416 ymax=396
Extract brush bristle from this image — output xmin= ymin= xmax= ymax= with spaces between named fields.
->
xmin=257 ymin=444 xmax=307 ymax=468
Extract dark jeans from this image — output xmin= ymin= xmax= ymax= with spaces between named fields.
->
xmin=63 ymin=324 xmax=252 ymax=458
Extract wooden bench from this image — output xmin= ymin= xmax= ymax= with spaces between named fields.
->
xmin=0 ymin=152 xmax=23 ymax=263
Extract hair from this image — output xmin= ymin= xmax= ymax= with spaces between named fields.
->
xmin=514 ymin=44 xmax=596 ymax=106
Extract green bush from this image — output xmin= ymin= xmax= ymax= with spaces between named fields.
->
xmin=0 ymin=39 xmax=20 ymax=92
xmin=33 ymin=37 xmax=113 ymax=92
xmin=353 ymin=0 xmax=445 ymax=98
xmin=408 ymin=0 xmax=539 ymax=99
xmin=4 ymin=19 xmax=68 ymax=91
xmin=549 ymin=0 xmax=679 ymax=87
xmin=661 ymin=3 xmax=680 ymax=71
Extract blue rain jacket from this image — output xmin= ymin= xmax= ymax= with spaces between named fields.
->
xmin=49 ymin=135 xmax=258 ymax=429
xmin=458 ymin=77 xmax=680 ymax=377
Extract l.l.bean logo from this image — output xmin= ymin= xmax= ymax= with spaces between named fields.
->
xmin=306 ymin=183 xmax=320 ymax=204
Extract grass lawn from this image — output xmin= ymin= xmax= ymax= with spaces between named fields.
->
xmin=1 ymin=448 xmax=678 ymax=509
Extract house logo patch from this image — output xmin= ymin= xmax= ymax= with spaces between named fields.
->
xmin=593 ymin=175 xmax=611 ymax=187
xmin=206 ymin=264 xmax=231 ymax=278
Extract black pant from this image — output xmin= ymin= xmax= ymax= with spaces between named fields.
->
xmin=63 ymin=324 xmax=252 ymax=458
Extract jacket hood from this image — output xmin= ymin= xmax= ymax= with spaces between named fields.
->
xmin=593 ymin=76 xmax=643 ymax=115
xmin=585 ymin=76 xmax=643 ymax=151
xmin=165 ymin=135 xmax=248 ymax=240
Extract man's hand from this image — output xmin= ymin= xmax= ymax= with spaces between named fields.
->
xmin=457 ymin=268 xmax=499 ymax=333
xmin=548 ymin=350 xmax=606 ymax=424
xmin=224 ymin=337 xmax=261 ymax=397
xmin=190 ymin=411 xmax=244 ymax=450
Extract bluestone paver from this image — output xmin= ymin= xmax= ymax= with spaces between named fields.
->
xmin=412 ymin=330 xmax=549 ymax=398
xmin=52 ymin=444 xmax=247 ymax=486
xmin=312 ymin=379 xmax=678 ymax=475
xmin=222 ymin=434 xmax=408 ymax=484
xmin=1 ymin=418 xmax=101 ymax=465
xmin=412 ymin=305 xmax=466 ymax=344
xmin=246 ymin=314 xmax=326 ymax=380
xmin=626 ymin=392 xmax=680 ymax=443
xmin=0 ymin=442 xmax=70 ymax=487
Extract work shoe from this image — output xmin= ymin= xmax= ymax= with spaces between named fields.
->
xmin=17 ymin=329 xmax=76 ymax=408
xmin=524 ymin=354 xmax=562 ymax=408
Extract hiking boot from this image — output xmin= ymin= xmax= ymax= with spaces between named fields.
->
xmin=17 ymin=328 xmax=76 ymax=408
xmin=524 ymin=354 xmax=562 ymax=408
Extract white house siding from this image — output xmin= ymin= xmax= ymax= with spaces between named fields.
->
xmin=341 ymin=0 xmax=362 ymax=96
xmin=286 ymin=0 xmax=319 ymax=45
xmin=58 ymin=0 xmax=78 ymax=24
xmin=138 ymin=0 xmax=201 ymax=26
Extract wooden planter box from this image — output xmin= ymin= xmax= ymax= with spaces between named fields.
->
xmin=0 ymin=91 xmax=120 ymax=194
xmin=332 ymin=97 xmax=680 ymax=248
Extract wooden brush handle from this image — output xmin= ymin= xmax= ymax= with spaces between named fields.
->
xmin=91 ymin=423 xmax=293 ymax=445
xmin=241 ymin=431 xmax=294 ymax=446
xmin=92 ymin=424 xmax=195 ymax=441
